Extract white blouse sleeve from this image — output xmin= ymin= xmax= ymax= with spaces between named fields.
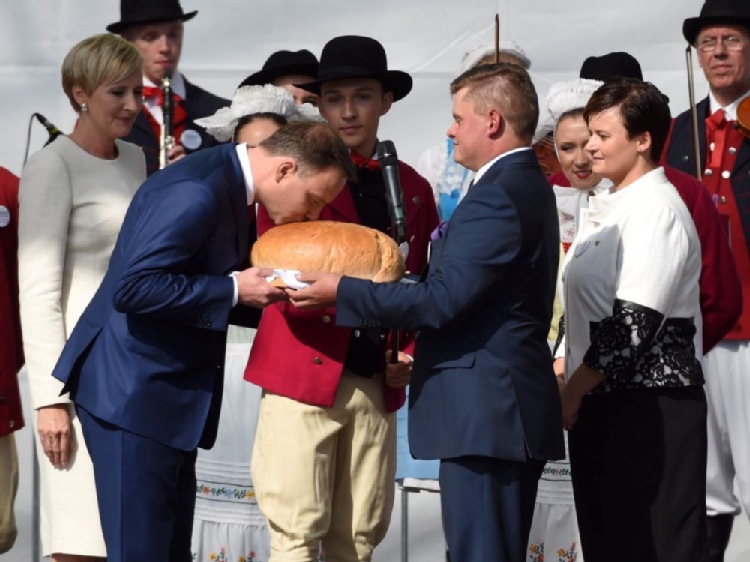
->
xmin=615 ymin=203 xmax=691 ymax=315
xmin=18 ymin=148 xmax=73 ymax=409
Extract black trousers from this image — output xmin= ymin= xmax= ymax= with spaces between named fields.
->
xmin=569 ymin=386 xmax=707 ymax=562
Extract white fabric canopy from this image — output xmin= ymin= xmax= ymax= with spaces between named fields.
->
xmin=1 ymin=0 xmax=708 ymax=176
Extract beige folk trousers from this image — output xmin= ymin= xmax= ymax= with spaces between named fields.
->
xmin=0 ymin=433 xmax=18 ymax=554
xmin=251 ymin=371 xmax=396 ymax=562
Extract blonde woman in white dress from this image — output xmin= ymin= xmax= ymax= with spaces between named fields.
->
xmin=18 ymin=33 xmax=145 ymax=562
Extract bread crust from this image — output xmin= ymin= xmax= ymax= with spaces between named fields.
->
xmin=251 ymin=221 xmax=405 ymax=282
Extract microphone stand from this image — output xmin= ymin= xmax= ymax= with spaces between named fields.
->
xmin=377 ymin=140 xmax=407 ymax=364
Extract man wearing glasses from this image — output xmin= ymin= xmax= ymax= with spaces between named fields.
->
xmin=665 ymin=1 xmax=750 ymax=560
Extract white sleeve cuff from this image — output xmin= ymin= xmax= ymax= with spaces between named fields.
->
xmin=229 ymin=271 xmax=240 ymax=306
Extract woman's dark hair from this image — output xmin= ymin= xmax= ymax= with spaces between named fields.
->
xmin=233 ymin=112 xmax=288 ymax=140
xmin=583 ymin=77 xmax=671 ymax=163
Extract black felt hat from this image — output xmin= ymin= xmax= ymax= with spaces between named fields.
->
xmin=579 ymin=52 xmax=643 ymax=81
xmin=239 ymin=50 xmax=320 ymax=88
xmin=683 ymin=0 xmax=750 ymax=45
xmin=296 ymin=36 xmax=413 ymax=102
xmin=106 ymin=0 xmax=197 ymax=34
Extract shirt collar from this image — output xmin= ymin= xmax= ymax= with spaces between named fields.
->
xmin=708 ymin=88 xmax=750 ymax=121
xmin=474 ymin=147 xmax=532 ymax=183
xmin=142 ymin=71 xmax=187 ymax=99
xmin=235 ymin=143 xmax=255 ymax=205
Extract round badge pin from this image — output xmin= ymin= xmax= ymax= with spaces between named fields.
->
xmin=0 ymin=205 xmax=9 ymax=228
xmin=181 ymin=129 xmax=202 ymax=151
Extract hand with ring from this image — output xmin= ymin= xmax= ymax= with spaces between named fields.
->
xmin=37 ymin=404 xmax=73 ymax=469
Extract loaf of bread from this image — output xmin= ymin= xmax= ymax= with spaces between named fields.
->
xmin=251 ymin=221 xmax=405 ymax=283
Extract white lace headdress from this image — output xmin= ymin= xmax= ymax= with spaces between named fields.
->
xmin=195 ymin=84 xmax=324 ymax=142
xmin=460 ymin=41 xmax=531 ymax=73
xmin=534 ymin=78 xmax=604 ymax=144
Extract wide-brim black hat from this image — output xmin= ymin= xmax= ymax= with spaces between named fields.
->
xmin=683 ymin=0 xmax=750 ymax=45
xmin=579 ymin=52 xmax=643 ymax=81
xmin=239 ymin=50 xmax=320 ymax=88
xmin=107 ymin=0 xmax=197 ymax=34
xmin=296 ymin=36 xmax=413 ymax=102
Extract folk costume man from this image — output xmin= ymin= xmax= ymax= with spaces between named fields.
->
xmin=244 ymin=35 xmax=439 ymax=562
xmin=108 ymin=0 xmax=229 ymax=175
xmin=50 ymin=122 xmax=354 ymax=562
xmin=665 ymin=1 xmax=750 ymax=559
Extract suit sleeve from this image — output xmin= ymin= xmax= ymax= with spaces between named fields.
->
xmin=336 ymin=186 xmax=521 ymax=330
xmin=112 ymin=180 xmax=235 ymax=330
xmin=18 ymin=150 xmax=73 ymax=409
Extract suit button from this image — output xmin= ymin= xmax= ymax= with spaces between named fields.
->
xmin=312 ymin=357 xmax=323 ymax=365
xmin=721 ymin=170 xmax=731 ymax=179
xmin=412 ymin=196 xmax=421 ymax=204
xmin=729 ymin=147 xmax=737 ymax=155
xmin=8 ymin=420 xmax=14 ymax=429
xmin=720 ymin=196 xmax=727 ymax=204
xmin=704 ymin=169 xmax=713 ymax=177
xmin=322 ymin=315 xmax=331 ymax=323
xmin=682 ymin=155 xmax=689 ymax=162
xmin=354 ymin=329 xmax=361 ymax=337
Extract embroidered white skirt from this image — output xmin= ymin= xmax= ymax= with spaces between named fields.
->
xmin=191 ymin=327 xmax=270 ymax=562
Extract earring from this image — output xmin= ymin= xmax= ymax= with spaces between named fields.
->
xmin=81 ymin=103 xmax=88 ymax=113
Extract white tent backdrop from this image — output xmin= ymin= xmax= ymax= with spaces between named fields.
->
xmin=1 ymin=0 xmax=710 ymax=175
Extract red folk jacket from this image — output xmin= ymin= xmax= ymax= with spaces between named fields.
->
xmin=0 ymin=167 xmax=24 ymax=437
xmin=245 ymin=162 xmax=440 ymax=412
xmin=549 ymin=166 xmax=741 ymax=353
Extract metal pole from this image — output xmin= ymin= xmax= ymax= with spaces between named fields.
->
xmin=686 ymin=45 xmax=703 ymax=179
xmin=32 ymin=431 xmax=40 ymax=561
xmin=400 ymin=486 xmax=409 ymax=562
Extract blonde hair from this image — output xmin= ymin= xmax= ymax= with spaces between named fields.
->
xmin=61 ymin=33 xmax=142 ymax=112
xmin=450 ymin=63 xmax=539 ymax=142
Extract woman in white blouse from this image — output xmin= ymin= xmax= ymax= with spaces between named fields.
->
xmin=559 ymin=78 xmax=705 ymax=561
xmin=18 ymin=34 xmax=145 ymax=562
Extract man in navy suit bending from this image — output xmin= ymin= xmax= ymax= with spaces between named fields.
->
xmin=50 ymin=121 xmax=354 ymax=562
xmin=290 ymin=63 xmax=564 ymax=562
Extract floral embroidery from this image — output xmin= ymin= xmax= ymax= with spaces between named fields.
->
xmin=196 ymin=481 xmax=256 ymax=503
xmin=528 ymin=541 xmax=579 ymax=562
xmin=199 ymin=547 xmax=263 ymax=562
xmin=542 ymin=464 xmax=571 ymax=478
xmin=528 ymin=542 xmax=544 ymax=561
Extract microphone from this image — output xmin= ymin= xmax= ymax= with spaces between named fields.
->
xmin=34 ymin=113 xmax=62 ymax=145
xmin=376 ymin=140 xmax=407 ymax=245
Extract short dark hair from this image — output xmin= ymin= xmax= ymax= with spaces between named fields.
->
xmin=233 ymin=112 xmax=288 ymax=140
xmin=584 ymin=77 xmax=671 ymax=163
xmin=450 ymin=63 xmax=538 ymax=142
xmin=260 ymin=121 xmax=357 ymax=182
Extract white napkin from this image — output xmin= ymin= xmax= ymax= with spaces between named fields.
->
xmin=265 ymin=269 xmax=309 ymax=290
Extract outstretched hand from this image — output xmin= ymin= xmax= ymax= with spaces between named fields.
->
xmin=286 ymin=271 xmax=342 ymax=309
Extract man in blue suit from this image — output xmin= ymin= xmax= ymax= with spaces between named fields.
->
xmin=291 ymin=64 xmax=564 ymax=562
xmin=50 ymin=121 xmax=354 ymax=562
